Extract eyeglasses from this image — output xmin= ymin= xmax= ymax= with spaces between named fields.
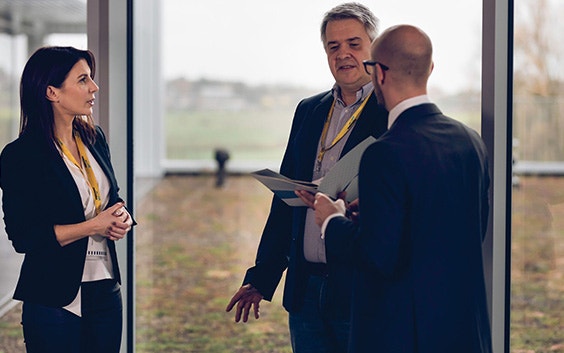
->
xmin=362 ymin=60 xmax=390 ymax=75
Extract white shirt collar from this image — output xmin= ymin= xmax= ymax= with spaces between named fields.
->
xmin=387 ymin=94 xmax=431 ymax=129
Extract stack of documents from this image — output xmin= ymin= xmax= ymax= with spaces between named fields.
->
xmin=251 ymin=136 xmax=376 ymax=206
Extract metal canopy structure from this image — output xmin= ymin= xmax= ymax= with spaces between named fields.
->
xmin=0 ymin=0 xmax=86 ymax=53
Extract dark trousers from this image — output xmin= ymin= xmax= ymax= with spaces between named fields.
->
xmin=289 ymin=274 xmax=351 ymax=353
xmin=22 ymin=279 xmax=122 ymax=353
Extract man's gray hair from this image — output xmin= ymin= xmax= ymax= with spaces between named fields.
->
xmin=320 ymin=2 xmax=379 ymax=43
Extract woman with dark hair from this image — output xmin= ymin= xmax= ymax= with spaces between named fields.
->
xmin=0 ymin=46 xmax=134 ymax=353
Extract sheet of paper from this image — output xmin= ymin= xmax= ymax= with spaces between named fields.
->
xmin=318 ymin=136 xmax=376 ymax=202
xmin=251 ymin=136 xmax=376 ymax=207
xmin=251 ymin=169 xmax=318 ymax=206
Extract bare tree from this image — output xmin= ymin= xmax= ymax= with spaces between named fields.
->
xmin=513 ymin=0 xmax=564 ymax=161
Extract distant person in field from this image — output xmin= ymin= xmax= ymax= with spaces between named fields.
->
xmin=314 ymin=24 xmax=493 ymax=353
xmin=226 ymin=3 xmax=388 ymax=352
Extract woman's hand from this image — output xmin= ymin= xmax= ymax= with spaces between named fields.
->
xmin=54 ymin=202 xmax=133 ymax=246
xmin=97 ymin=203 xmax=133 ymax=241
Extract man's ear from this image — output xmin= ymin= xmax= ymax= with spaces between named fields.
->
xmin=376 ymin=65 xmax=386 ymax=85
xmin=46 ymin=85 xmax=59 ymax=102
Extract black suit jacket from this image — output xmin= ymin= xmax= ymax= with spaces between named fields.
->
xmin=326 ymin=103 xmax=492 ymax=352
xmin=0 ymin=126 xmax=124 ymax=307
xmin=243 ymin=90 xmax=388 ymax=318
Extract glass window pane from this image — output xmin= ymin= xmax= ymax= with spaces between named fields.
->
xmin=135 ymin=1 xmax=482 ymax=351
xmin=512 ymin=0 xmax=564 ymax=350
xmin=161 ymin=0 xmax=482 ymax=167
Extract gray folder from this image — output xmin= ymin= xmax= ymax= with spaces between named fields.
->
xmin=251 ymin=136 xmax=376 ymax=206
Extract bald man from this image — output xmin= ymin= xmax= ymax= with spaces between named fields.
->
xmin=314 ymin=25 xmax=493 ymax=353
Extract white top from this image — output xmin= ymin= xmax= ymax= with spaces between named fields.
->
xmin=58 ymin=143 xmax=113 ymax=316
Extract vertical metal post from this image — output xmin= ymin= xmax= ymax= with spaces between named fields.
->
xmin=481 ymin=0 xmax=513 ymax=351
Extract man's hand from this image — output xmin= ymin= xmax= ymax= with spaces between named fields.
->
xmin=225 ymin=284 xmax=264 ymax=322
xmin=335 ymin=191 xmax=360 ymax=222
xmin=346 ymin=198 xmax=360 ymax=222
xmin=313 ymin=192 xmax=346 ymax=227
xmin=295 ymin=190 xmax=316 ymax=209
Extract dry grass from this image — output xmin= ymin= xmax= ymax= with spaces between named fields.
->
xmin=1 ymin=174 xmax=563 ymax=352
xmin=511 ymin=176 xmax=564 ymax=353
xmin=134 ymin=175 xmax=291 ymax=353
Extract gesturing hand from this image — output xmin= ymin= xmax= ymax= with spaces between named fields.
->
xmin=225 ymin=284 xmax=264 ymax=323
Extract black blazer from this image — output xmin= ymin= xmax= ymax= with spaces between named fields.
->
xmin=243 ymin=90 xmax=388 ymax=318
xmin=326 ymin=103 xmax=492 ymax=352
xmin=0 ymin=126 xmax=124 ymax=308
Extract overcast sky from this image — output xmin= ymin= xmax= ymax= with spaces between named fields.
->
xmin=0 ymin=1 xmax=479 ymax=94
xmin=161 ymin=0 xmax=482 ymax=93
xmin=3 ymin=0 xmax=562 ymax=95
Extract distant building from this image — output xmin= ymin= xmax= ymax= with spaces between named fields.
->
xmin=165 ymin=77 xmax=316 ymax=112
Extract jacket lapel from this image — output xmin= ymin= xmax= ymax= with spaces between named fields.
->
xmin=341 ymin=94 xmax=383 ymax=156
xmin=87 ymin=136 xmax=119 ymax=205
xmin=295 ymin=92 xmax=333 ymax=181
xmin=43 ymin=144 xmax=86 ymax=220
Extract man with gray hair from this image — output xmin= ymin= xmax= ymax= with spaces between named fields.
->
xmin=226 ymin=3 xmax=388 ymax=352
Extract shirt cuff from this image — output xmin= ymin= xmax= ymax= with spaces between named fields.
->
xmin=320 ymin=212 xmax=345 ymax=239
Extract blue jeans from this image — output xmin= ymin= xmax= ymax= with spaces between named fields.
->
xmin=22 ymin=279 xmax=122 ymax=353
xmin=289 ymin=275 xmax=350 ymax=353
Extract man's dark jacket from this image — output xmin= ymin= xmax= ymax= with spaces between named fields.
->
xmin=244 ymin=90 xmax=387 ymax=318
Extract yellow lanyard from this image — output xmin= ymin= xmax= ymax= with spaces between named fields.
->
xmin=316 ymin=91 xmax=372 ymax=170
xmin=57 ymin=132 xmax=102 ymax=215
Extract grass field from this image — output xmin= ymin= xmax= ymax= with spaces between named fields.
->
xmin=134 ymin=175 xmax=291 ymax=353
xmin=164 ymin=103 xmax=482 ymax=163
xmin=511 ymin=176 xmax=564 ymax=352
xmin=133 ymin=175 xmax=564 ymax=353
xmin=165 ymin=109 xmax=295 ymax=162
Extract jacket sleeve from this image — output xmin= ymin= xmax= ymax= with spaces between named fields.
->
xmin=355 ymin=142 xmax=409 ymax=277
xmin=324 ymin=215 xmax=358 ymax=266
xmin=242 ymin=97 xmax=313 ymax=301
xmin=0 ymin=141 xmax=65 ymax=254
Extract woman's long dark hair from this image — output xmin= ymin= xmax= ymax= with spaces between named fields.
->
xmin=19 ymin=46 xmax=97 ymax=148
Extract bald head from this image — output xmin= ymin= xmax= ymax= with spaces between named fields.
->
xmin=371 ymin=25 xmax=433 ymax=89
